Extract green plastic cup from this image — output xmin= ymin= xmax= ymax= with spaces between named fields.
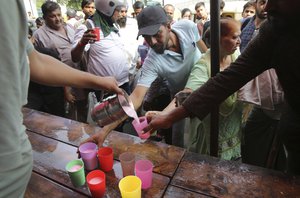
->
xmin=66 ymin=159 xmax=86 ymax=187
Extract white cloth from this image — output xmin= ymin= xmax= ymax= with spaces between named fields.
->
xmin=73 ymin=22 xmax=129 ymax=86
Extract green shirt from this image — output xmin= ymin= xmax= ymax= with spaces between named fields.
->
xmin=185 ymin=49 xmax=242 ymax=160
xmin=0 ymin=1 xmax=34 ymax=197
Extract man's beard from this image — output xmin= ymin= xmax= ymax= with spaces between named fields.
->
xmin=152 ymin=43 xmax=165 ymax=54
xmin=116 ymin=17 xmax=127 ymax=28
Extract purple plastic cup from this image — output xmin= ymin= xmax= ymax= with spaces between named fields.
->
xmin=79 ymin=142 xmax=98 ymax=171
xmin=135 ymin=159 xmax=153 ymax=189
xmin=132 ymin=116 xmax=150 ymax=139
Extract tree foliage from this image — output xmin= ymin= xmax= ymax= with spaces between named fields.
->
xmin=36 ymin=0 xmax=82 ymax=11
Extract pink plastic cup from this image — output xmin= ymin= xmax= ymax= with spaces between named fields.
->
xmin=134 ymin=159 xmax=153 ymax=189
xmin=98 ymin=147 xmax=113 ymax=172
xmin=132 ymin=116 xmax=151 ymax=139
xmin=79 ymin=142 xmax=98 ymax=171
xmin=86 ymin=170 xmax=106 ymax=198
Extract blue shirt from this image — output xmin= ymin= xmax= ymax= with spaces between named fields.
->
xmin=137 ymin=20 xmax=201 ymax=95
xmin=240 ymin=17 xmax=256 ymax=52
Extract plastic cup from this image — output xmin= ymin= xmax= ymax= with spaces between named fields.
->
xmin=119 ymin=176 xmax=141 ymax=198
xmin=132 ymin=116 xmax=150 ymax=139
xmin=93 ymin=27 xmax=100 ymax=41
xmin=86 ymin=170 xmax=106 ymax=198
xmin=98 ymin=147 xmax=113 ymax=172
xmin=119 ymin=152 xmax=135 ymax=177
xmin=135 ymin=159 xmax=153 ymax=189
xmin=79 ymin=142 xmax=98 ymax=171
xmin=65 ymin=159 xmax=86 ymax=187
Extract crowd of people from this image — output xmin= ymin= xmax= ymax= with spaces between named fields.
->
xmin=1 ymin=0 xmax=300 ymax=196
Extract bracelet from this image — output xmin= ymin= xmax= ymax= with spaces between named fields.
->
xmin=78 ymin=41 xmax=86 ymax=47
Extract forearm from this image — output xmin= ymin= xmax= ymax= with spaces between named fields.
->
xmin=29 ymin=49 xmax=102 ymax=89
xmin=197 ymin=40 xmax=208 ymax=53
xmin=71 ymin=41 xmax=86 ymax=63
xmin=163 ymin=98 xmax=176 ymax=113
xmin=167 ymin=106 xmax=190 ymax=123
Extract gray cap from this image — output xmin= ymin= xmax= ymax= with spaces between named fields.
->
xmin=137 ymin=6 xmax=168 ymax=38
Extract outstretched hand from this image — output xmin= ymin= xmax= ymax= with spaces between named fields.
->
xmin=144 ymin=111 xmax=173 ymax=133
xmin=77 ymin=129 xmax=108 ymax=158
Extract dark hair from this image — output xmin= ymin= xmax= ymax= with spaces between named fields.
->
xmin=81 ymin=0 xmax=94 ymax=9
xmin=35 ymin=17 xmax=44 ymax=24
xmin=195 ymin=2 xmax=205 ymax=10
xmin=243 ymin=1 xmax=255 ymax=12
xmin=41 ymin=1 xmax=60 ymax=17
xmin=133 ymin=1 xmax=144 ymax=9
xmin=181 ymin=8 xmax=192 ymax=18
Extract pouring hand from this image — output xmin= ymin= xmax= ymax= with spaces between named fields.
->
xmin=97 ymin=76 xmax=123 ymax=95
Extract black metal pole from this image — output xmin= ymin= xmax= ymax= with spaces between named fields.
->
xmin=209 ymin=0 xmax=220 ymax=157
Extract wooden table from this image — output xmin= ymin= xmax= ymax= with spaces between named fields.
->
xmin=23 ymin=108 xmax=300 ymax=197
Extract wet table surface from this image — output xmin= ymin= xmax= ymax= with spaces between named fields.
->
xmin=23 ymin=108 xmax=300 ymax=198
xmin=171 ymin=152 xmax=300 ymax=198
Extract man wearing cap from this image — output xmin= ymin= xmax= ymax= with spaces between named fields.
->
xmin=83 ymin=6 xmax=207 ymax=147
xmin=145 ymin=0 xmax=300 ymax=176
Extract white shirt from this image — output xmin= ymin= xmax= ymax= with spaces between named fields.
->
xmin=73 ymin=22 xmax=129 ymax=86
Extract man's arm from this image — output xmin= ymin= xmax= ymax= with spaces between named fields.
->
xmin=28 ymin=48 xmax=122 ymax=93
xmin=71 ymin=28 xmax=96 ymax=63
xmin=197 ymin=39 xmax=208 ymax=53
xmin=83 ymin=85 xmax=149 ymax=147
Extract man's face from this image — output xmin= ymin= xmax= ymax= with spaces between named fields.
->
xmin=164 ymin=6 xmax=174 ymax=19
xmin=195 ymin=6 xmax=207 ymax=19
xmin=255 ymin=0 xmax=267 ymax=20
xmin=111 ymin=9 xmax=122 ymax=23
xmin=266 ymin=0 xmax=300 ymax=32
xmin=242 ymin=6 xmax=255 ymax=18
xmin=143 ymin=25 xmax=170 ymax=54
xmin=116 ymin=7 xmax=127 ymax=28
xmin=82 ymin=2 xmax=95 ymax=18
xmin=44 ymin=8 xmax=63 ymax=30
xmin=134 ymin=8 xmax=143 ymax=17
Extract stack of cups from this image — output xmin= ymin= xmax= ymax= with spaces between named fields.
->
xmin=79 ymin=142 xmax=98 ymax=171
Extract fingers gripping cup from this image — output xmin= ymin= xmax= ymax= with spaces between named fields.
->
xmin=86 ymin=170 xmax=106 ymax=198
xmin=66 ymin=159 xmax=86 ymax=187
xmin=132 ymin=116 xmax=151 ymax=139
xmin=93 ymin=27 xmax=100 ymax=41
xmin=119 ymin=176 xmax=142 ymax=198
xmin=79 ymin=142 xmax=98 ymax=171
xmin=135 ymin=160 xmax=153 ymax=189
xmin=98 ymin=147 xmax=114 ymax=172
